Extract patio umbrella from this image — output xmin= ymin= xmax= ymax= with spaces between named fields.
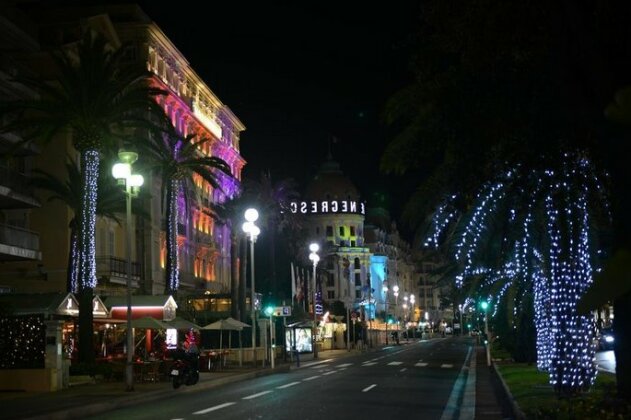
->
xmin=202 ymin=318 xmax=245 ymax=349
xmin=164 ymin=316 xmax=201 ymax=330
xmin=129 ymin=317 xmax=169 ymax=355
xmin=224 ymin=317 xmax=251 ymax=330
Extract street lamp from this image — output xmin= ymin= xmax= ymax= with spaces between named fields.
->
xmin=393 ymin=285 xmax=399 ymax=331
xmin=410 ymin=294 xmax=416 ymax=339
xmin=382 ymin=283 xmax=389 ymax=345
xmin=309 ymin=243 xmax=320 ymax=358
xmin=112 ymin=150 xmax=144 ymax=392
xmin=243 ymin=208 xmax=260 ymax=365
xmin=481 ymin=301 xmax=491 ymax=366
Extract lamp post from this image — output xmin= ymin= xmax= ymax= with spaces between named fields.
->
xmin=393 ymin=285 xmax=399 ymax=332
xmin=410 ymin=294 xmax=415 ymax=339
xmin=383 ymin=283 xmax=389 ymax=345
xmin=264 ymin=305 xmax=275 ymax=369
xmin=112 ymin=150 xmax=144 ymax=392
xmin=242 ymin=209 xmax=260 ymax=366
xmin=481 ymin=301 xmax=491 ymax=366
xmin=309 ymin=243 xmax=320 ymax=358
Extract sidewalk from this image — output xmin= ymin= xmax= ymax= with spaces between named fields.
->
xmin=475 ymin=345 xmax=516 ymax=420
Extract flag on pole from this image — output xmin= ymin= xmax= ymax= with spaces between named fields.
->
xmin=291 ymin=262 xmax=296 ymax=304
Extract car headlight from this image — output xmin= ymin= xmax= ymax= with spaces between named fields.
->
xmin=605 ymin=335 xmax=614 ymax=343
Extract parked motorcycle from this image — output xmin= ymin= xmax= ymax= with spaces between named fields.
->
xmin=170 ymin=352 xmax=199 ymax=389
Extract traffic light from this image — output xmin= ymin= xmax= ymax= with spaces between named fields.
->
xmin=480 ymin=301 xmax=489 ymax=311
xmin=264 ymin=305 xmax=274 ymax=317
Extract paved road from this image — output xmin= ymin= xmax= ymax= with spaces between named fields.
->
xmin=92 ymin=338 xmax=473 ymax=420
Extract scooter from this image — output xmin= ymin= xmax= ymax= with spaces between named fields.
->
xmin=170 ymin=355 xmax=199 ymax=389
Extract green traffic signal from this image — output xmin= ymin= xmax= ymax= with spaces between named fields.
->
xmin=480 ymin=301 xmax=489 ymax=310
xmin=264 ymin=305 xmax=274 ymax=316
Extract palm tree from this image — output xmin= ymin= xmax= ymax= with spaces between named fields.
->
xmin=139 ymin=124 xmax=232 ymax=295
xmin=246 ymin=172 xmax=300 ymax=296
xmin=0 ymin=31 xmax=165 ymax=364
xmin=425 ymin=153 xmax=610 ymax=395
xmin=30 ymin=157 xmax=148 ymax=293
xmin=212 ymin=193 xmax=249 ymax=320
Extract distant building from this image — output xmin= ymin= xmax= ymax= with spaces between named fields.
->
xmin=290 ymin=155 xmax=420 ymax=324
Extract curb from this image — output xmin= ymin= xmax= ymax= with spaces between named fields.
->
xmin=492 ymin=362 xmax=527 ymax=420
xmin=26 ymin=366 xmax=290 ymax=420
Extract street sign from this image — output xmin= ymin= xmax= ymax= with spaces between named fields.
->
xmin=274 ymin=306 xmax=292 ymax=317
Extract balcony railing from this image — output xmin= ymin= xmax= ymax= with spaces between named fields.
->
xmin=96 ymin=256 xmax=141 ymax=281
xmin=0 ymin=165 xmax=35 ymax=196
xmin=0 ymin=222 xmax=39 ymax=251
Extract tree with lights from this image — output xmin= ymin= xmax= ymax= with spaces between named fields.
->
xmin=29 ymin=157 xmax=145 ymax=293
xmin=140 ymin=123 xmax=231 ymax=296
xmin=424 ymin=153 xmax=610 ymax=394
xmin=0 ymin=31 xmax=165 ymax=363
xmin=381 ymin=0 xmax=631 ymax=398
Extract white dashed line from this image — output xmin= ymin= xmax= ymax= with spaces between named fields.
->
xmin=242 ymin=391 xmax=273 ymax=400
xmin=193 ymin=402 xmax=236 ymax=415
xmin=388 ymin=361 xmax=403 ymax=366
xmin=303 ymin=375 xmax=320 ymax=381
xmin=322 ymin=370 xmax=336 ymax=376
xmin=362 ymin=362 xmax=377 ymax=366
xmin=276 ymin=382 xmax=300 ymax=389
xmin=304 ymin=359 xmax=333 ymax=368
xmin=336 ymin=363 xmax=353 ymax=368
xmin=400 ymin=368 xmax=407 ymax=372
xmin=415 ymin=362 xmax=428 ymax=367
xmin=441 ymin=364 xmax=453 ymax=368
xmin=362 ymin=384 xmax=377 ymax=393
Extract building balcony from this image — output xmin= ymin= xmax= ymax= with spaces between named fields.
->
xmin=0 ymin=165 xmax=40 ymax=209
xmin=96 ymin=255 xmax=140 ymax=288
xmin=0 ymin=222 xmax=41 ymax=261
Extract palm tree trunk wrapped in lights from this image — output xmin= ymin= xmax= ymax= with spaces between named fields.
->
xmin=425 ymin=153 xmax=608 ymax=395
xmin=165 ymin=179 xmax=181 ymax=294
xmin=0 ymin=32 xmax=166 ymax=363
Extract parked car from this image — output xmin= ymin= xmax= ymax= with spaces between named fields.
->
xmin=598 ymin=328 xmax=615 ymax=351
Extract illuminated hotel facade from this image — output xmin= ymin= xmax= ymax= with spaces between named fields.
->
xmin=0 ymin=5 xmax=245 ymax=299
xmin=293 ymin=156 xmax=419 ymax=324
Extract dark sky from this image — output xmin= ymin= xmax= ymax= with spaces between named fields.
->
xmin=135 ymin=1 xmax=420 ymax=220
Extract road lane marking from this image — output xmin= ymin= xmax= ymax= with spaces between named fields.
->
xmin=388 ymin=361 xmax=403 ymax=366
xmin=441 ymin=364 xmax=453 ymax=368
xmin=242 ymin=391 xmax=273 ymax=399
xmin=336 ymin=363 xmax=353 ymax=368
xmin=193 ymin=402 xmax=236 ymax=415
xmin=304 ymin=359 xmax=333 ymax=368
xmin=362 ymin=362 xmax=377 ymax=366
xmin=322 ymin=370 xmax=336 ymax=376
xmin=415 ymin=362 xmax=428 ymax=367
xmin=440 ymin=346 xmax=473 ymax=420
xmin=303 ymin=375 xmax=320 ymax=381
xmin=362 ymin=384 xmax=377 ymax=392
xmin=277 ymin=381 xmax=300 ymax=389
xmin=400 ymin=368 xmax=407 ymax=372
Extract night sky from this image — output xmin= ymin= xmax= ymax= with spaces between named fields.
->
xmin=135 ymin=1 xmax=420 ymax=220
